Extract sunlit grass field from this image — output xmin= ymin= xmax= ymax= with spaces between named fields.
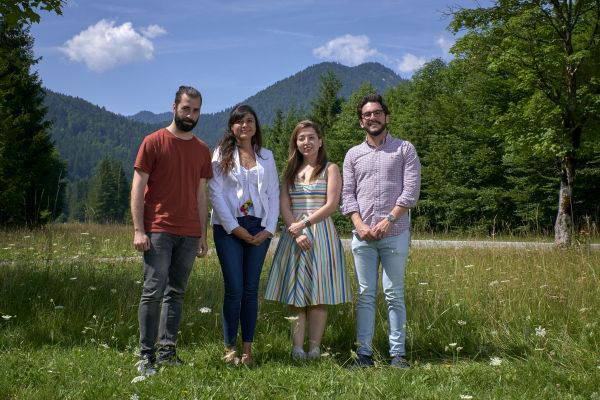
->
xmin=1 ymin=224 xmax=599 ymax=399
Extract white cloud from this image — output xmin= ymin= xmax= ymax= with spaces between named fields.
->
xmin=60 ymin=20 xmax=157 ymax=72
xmin=313 ymin=34 xmax=379 ymax=66
xmin=436 ymin=36 xmax=454 ymax=55
xmin=396 ymin=53 xmax=426 ymax=73
xmin=141 ymin=24 xmax=167 ymax=39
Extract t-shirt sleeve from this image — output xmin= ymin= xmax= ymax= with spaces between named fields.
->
xmin=134 ymin=136 xmax=156 ymax=174
xmin=200 ymin=144 xmax=213 ymax=179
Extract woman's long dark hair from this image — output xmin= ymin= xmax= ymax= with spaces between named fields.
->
xmin=217 ymin=104 xmax=263 ymax=176
xmin=284 ymin=120 xmax=328 ymax=189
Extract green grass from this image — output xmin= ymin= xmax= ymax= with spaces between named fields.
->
xmin=1 ymin=224 xmax=599 ymax=399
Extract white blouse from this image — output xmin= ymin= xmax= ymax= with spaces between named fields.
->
xmin=235 ymin=165 xmax=263 ymax=218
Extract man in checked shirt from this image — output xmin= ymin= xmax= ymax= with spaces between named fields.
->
xmin=341 ymin=94 xmax=421 ymax=368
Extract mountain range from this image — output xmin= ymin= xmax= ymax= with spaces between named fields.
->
xmin=44 ymin=62 xmax=404 ymax=181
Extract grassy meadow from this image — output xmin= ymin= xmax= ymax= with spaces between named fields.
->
xmin=1 ymin=224 xmax=599 ymax=399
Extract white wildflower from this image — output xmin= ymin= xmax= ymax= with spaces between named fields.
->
xmin=459 ymin=395 xmax=473 ymax=399
xmin=131 ymin=375 xmax=146 ymax=383
xmin=81 ymin=232 xmax=89 ymax=235
xmin=284 ymin=316 xmax=299 ymax=321
xmin=457 ymin=320 xmax=467 ymax=326
xmin=88 ymin=286 xmax=96 ymax=291
xmin=535 ymin=326 xmax=547 ymax=337
xmin=488 ymin=280 xmax=499 ymax=287
xmin=130 ymin=394 xmax=140 ymax=400
xmin=449 ymin=343 xmax=457 ymax=348
xmin=419 ymin=282 xmax=428 ymax=285
xmin=464 ymin=264 xmax=474 ymax=268
xmin=2 ymin=315 xmax=13 ymax=320
xmin=198 ymin=307 xmax=211 ymax=314
xmin=320 ymin=352 xmax=330 ymax=357
xmin=70 ymin=277 xmax=77 ymax=281
xmin=489 ymin=356 xmax=502 ymax=366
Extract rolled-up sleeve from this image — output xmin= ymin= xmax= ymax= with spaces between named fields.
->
xmin=341 ymin=150 xmax=360 ymax=215
xmin=395 ymin=142 xmax=421 ymax=208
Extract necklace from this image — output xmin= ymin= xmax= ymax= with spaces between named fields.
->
xmin=239 ymin=148 xmax=256 ymax=169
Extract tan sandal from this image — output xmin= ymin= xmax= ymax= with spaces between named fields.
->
xmin=241 ymin=354 xmax=256 ymax=368
xmin=223 ymin=349 xmax=239 ymax=365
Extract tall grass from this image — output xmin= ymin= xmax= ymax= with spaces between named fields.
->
xmin=1 ymin=224 xmax=599 ymax=399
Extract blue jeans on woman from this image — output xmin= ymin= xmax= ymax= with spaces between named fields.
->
xmin=213 ymin=216 xmax=271 ymax=346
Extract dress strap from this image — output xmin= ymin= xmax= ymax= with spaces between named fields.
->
xmin=319 ymin=162 xmax=331 ymax=180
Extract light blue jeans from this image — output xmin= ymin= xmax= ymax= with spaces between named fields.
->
xmin=351 ymin=230 xmax=410 ymax=357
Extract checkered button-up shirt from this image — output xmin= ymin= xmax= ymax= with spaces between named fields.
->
xmin=341 ymin=132 xmax=421 ymax=237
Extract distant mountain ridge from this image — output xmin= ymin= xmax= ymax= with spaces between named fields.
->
xmin=128 ymin=62 xmax=404 ymax=126
xmin=44 ymin=61 xmax=404 ymax=181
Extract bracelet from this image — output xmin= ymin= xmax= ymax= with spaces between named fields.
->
xmin=303 ymin=218 xmax=311 ymax=228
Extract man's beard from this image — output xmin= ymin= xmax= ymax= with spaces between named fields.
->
xmin=365 ymin=121 xmax=386 ymax=137
xmin=174 ymin=114 xmax=198 ymax=132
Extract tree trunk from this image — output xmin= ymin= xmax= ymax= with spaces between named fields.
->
xmin=554 ymin=154 xmax=575 ymax=246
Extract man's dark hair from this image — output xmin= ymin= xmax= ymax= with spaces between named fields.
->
xmin=356 ymin=94 xmax=389 ymax=119
xmin=174 ymin=85 xmax=202 ymax=106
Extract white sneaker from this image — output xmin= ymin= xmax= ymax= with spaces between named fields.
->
xmin=291 ymin=346 xmax=306 ymax=360
xmin=307 ymin=347 xmax=320 ymax=360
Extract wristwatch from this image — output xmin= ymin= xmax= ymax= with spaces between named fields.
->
xmin=386 ymin=214 xmax=397 ymax=223
xmin=303 ymin=218 xmax=311 ymax=228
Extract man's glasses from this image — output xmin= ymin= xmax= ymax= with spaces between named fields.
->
xmin=361 ymin=110 xmax=384 ymax=119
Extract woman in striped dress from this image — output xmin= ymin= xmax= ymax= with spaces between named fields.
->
xmin=264 ymin=120 xmax=351 ymax=360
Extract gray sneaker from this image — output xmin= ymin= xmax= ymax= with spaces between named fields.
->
xmin=389 ymin=355 xmax=410 ymax=369
xmin=291 ymin=346 xmax=307 ymax=361
xmin=157 ymin=346 xmax=185 ymax=366
xmin=136 ymin=354 xmax=157 ymax=376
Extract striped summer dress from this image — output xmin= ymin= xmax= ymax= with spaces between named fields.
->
xmin=264 ymin=165 xmax=351 ymax=306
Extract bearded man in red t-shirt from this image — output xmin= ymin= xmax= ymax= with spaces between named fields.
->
xmin=131 ymin=86 xmax=213 ymax=376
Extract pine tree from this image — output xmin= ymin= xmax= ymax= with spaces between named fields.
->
xmin=87 ymin=158 xmax=129 ymax=223
xmin=327 ymin=82 xmax=376 ymax=168
xmin=0 ymin=20 xmax=66 ymax=226
xmin=309 ymin=70 xmax=342 ymax=137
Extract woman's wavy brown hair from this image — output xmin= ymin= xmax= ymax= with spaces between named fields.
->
xmin=217 ymin=104 xmax=263 ymax=175
xmin=283 ymin=120 xmax=328 ymax=189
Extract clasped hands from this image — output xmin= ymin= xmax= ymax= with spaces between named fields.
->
xmin=356 ymin=218 xmax=392 ymax=241
xmin=287 ymin=219 xmax=312 ymax=251
xmin=232 ymin=226 xmax=272 ymax=246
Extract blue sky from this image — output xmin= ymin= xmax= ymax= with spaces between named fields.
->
xmin=30 ymin=0 xmax=476 ymax=116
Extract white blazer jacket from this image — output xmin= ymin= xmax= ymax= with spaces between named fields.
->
xmin=208 ymin=146 xmax=280 ymax=234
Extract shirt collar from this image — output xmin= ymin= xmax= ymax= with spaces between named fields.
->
xmin=364 ymin=131 xmax=389 ymax=149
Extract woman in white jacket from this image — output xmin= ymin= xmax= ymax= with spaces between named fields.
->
xmin=208 ymin=104 xmax=279 ymax=367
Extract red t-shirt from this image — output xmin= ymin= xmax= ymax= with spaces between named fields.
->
xmin=134 ymin=128 xmax=213 ymax=237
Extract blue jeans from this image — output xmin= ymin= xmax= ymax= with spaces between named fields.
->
xmin=213 ymin=216 xmax=271 ymax=346
xmin=138 ymin=232 xmax=199 ymax=357
xmin=351 ymin=230 xmax=410 ymax=357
